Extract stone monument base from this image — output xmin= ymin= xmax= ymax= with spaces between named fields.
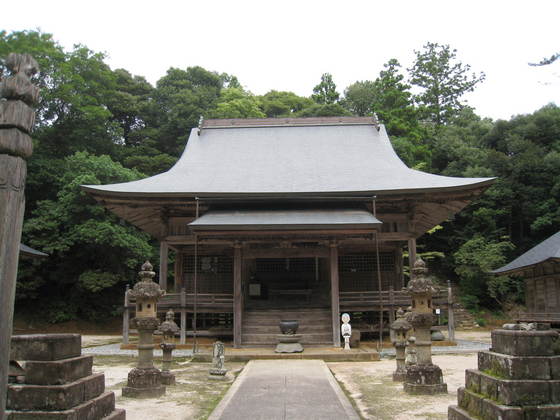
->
xmin=160 ymin=371 xmax=176 ymax=385
xmin=6 ymin=334 xmax=125 ymax=419
xmin=209 ymin=368 xmax=228 ymax=380
xmin=122 ymin=367 xmax=166 ymax=398
xmin=404 ymin=364 xmax=447 ymax=395
xmin=275 ymin=334 xmax=304 ymax=353
xmin=392 ymin=370 xmax=407 ymax=382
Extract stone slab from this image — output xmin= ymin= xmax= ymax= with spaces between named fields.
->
xmin=403 ymin=382 xmax=447 ymax=395
xmin=208 ymin=360 xmax=359 ymax=420
xmin=25 ymin=355 xmax=93 ymax=385
xmin=448 ymin=405 xmax=476 ymax=420
xmin=5 ymin=391 xmax=116 ymax=420
xmin=478 ymin=350 xmax=554 ymax=380
xmin=7 ymin=373 xmax=105 ymax=411
xmin=102 ymin=408 xmax=126 ymax=420
xmin=10 ymin=334 xmax=81 ymax=361
xmin=491 ymin=329 xmax=558 ymax=356
xmin=475 ymin=369 xmax=553 ymax=406
xmin=121 ymin=385 xmax=165 ymax=398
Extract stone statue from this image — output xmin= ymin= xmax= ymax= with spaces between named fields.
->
xmin=341 ymin=313 xmax=352 ymax=350
xmin=209 ymin=341 xmax=227 ymax=379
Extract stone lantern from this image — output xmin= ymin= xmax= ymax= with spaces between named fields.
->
xmin=122 ymin=261 xmax=166 ymax=398
xmin=403 ymin=258 xmax=447 ymax=394
xmin=390 ymin=307 xmax=411 ymax=381
xmin=159 ymin=309 xmax=179 ymax=385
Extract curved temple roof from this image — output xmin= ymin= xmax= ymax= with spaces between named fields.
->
xmin=83 ymin=117 xmax=493 ymax=198
xmin=493 ymin=231 xmax=560 ymax=275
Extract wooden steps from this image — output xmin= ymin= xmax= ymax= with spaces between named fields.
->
xmin=242 ymin=308 xmax=333 ymax=346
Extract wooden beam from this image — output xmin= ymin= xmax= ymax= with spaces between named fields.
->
xmin=233 ymin=244 xmax=243 ymax=348
xmin=408 ymin=238 xmax=417 ymax=267
xmin=159 ymin=241 xmax=169 ymax=292
xmin=242 ymin=247 xmax=329 ymax=259
xmin=330 ymin=242 xmax=341 ymax=347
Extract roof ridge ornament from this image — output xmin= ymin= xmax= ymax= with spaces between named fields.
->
xmin=197 ymin=116 xmax=204 ymax=136
xmin=373 ymin=114 xmax=380 ymax=132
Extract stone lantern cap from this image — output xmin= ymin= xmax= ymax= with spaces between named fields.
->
xmin=159 ymin=310 xmax=180 ymax=335
xmin=128 ymin=261 xmax=165 ymax=299
xmin=391 ymin=308 xmax=412 ymax=332
xmin=405 ymin=258 xmax=439 ymax=295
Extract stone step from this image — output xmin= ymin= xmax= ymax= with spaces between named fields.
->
xmin=243 ymin=325 xmax=332 ymax=334
xmin=103 ymin=409 xmax=126 ymax=420
xmin=6 ymin=390 xmax=115 ymax=420
xmin=242 ymin=333 xmax=333 ymax=345
xmin=7 ymin=373 xmax=105 ymax=411
xmin=478 ymin=350 xmax=560 ymax=380
xmin=10 ymin=334 xmax=81 ymax=361
xmin=24 ymin=355 xmax=93 ymax=385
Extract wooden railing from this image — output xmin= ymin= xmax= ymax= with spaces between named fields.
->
xmin=516 ymin=312 xmax=560 ymax=323
xmin=340 ymin=288 xmax=449 ymax=311
xmin=126 ymin=291 xmax=234 ymax=313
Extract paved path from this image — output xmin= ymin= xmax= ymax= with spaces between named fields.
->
xmin=208 ymin=360 xmax=360 ymax=420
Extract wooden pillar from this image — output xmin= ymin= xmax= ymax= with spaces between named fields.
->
xmin=122 ymin=285 xmax=130 ymax=345
xmin=330 ymin=242 xmax=341 ymax=347
xmin=180 ymin=288 xmax=186 ymax=344
xmin=447 ymin=280 xmax=455 ymax=342
xmin=389 ymin=286 xmax=395 ymax=342
xmin=159 ymin=241 xmax=168 ymax=292
xmin=233 ymin=244 xmax=243 ymax=348
xmin=408 ymin=238 xmax=417 ymax=269
xmin=0 ymin=54 xmax=40 ymax=418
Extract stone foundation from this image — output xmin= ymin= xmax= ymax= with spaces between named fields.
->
xmin=122 ymin=367 xmax=165 ymax=398
xmin=403 ymin=364 xmax=448 ymax=395
xmin=6 ymin=334 xmax=124 ymax=420
xmin=449 ymin=326 xmax=560 ymax=420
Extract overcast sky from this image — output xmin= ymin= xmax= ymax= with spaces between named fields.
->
xmin=3 ymin=0 xmax=559 ymax=120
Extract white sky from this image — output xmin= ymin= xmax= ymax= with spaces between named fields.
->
xmin=3 ymin=0 xmax=559 ymax=120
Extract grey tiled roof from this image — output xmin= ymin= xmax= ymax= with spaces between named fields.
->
xmin=83 ymin=118 xmax=493 ymax=198
xmin=188 ymin=208 xmax=382 ymax=231
xmin=20 ymin=244 xmax=48 ymax=258
xmin=493 ymin=231 xmax=560 ymax=274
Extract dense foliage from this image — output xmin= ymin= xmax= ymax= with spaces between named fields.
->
xmin=2 ymin=30 xmax=559 ymax=320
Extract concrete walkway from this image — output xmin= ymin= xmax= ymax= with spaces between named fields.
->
xmin=208 ymin=360 xmax=360 ymax=420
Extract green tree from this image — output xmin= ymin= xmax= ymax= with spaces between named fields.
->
xmin=208 ymin=87 xmax=265 ymax=119
xmin=408 ymin=42 xmax=485 ymax=126
xmin=259 ymin=91 xmax=314 ymax=117
xmin=20 ymin=152 xmax=155 ymax=322
xmin=311 ymin=73 xmax=340 ymax=104
xmin=343 ymin=80 xmax=376 ymax=116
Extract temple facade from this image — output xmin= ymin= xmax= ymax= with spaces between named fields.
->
xmin=83 ymin=117 xmax=493 ymax=347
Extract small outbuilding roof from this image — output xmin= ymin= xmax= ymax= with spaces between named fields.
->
xmin=83 ymin=117 xmax=493 ymax=198
xmin=493 ymin=231 xmax=560 ymax=275
xmin=188 ymin=208 xmax=382 ymax=231
xmin=19 ymin=244 xmax=48 ymax=258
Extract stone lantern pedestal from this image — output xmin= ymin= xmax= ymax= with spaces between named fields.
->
xmin=403 ymin=259 xmax=447 ymax=395
xmin=391 ymin=308 xmax=411 ymax=381
xmin=122 ymin=261 xmax=166 ymax=398
xmin=159 ymin=309 xmax=179 ymax=385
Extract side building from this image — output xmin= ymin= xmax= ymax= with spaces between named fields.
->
xmin=83 ymin=117 xmax=494 ymax=347
xmin=493 ymin=231 xmax=560 ymax=325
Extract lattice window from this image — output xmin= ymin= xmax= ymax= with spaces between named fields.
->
xmin=256 ymin=258 xmax=315 ymax=273
xmin=183 ymin=255 xmax=233 ymax=274
xmin=339 ymin=253 xmax=395 ymax=272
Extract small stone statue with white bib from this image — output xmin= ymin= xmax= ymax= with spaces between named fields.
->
xmin=341 ymin=313 xmax=352 ymax=350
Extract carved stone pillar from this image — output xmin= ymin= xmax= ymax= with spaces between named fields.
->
xmin=0 ymin=53 xmax=40 ymax=418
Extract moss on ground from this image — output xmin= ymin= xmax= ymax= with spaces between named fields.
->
xmin=93 ymin=355 xmax=244 ymax=420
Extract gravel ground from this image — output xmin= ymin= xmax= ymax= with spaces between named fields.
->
xmin=83 ymin=343 xmax=194 ymax=357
